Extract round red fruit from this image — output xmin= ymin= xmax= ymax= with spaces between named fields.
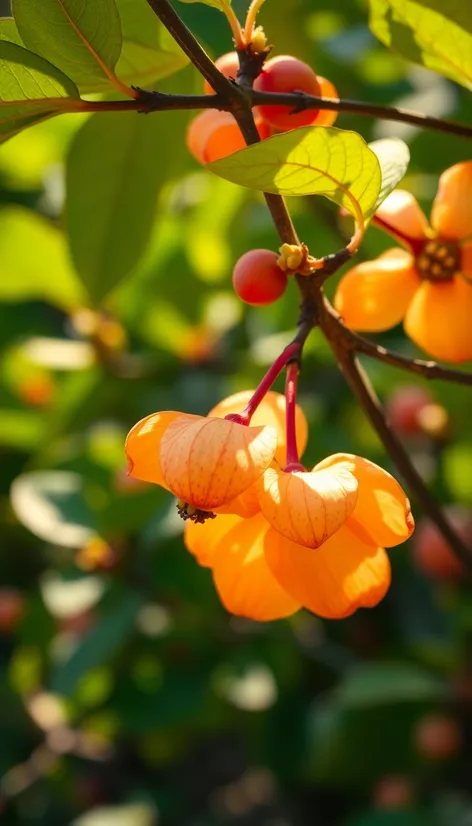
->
xmin=233 ymin=249 xmax=288 ymax=306
xmin=186 ymin=110 xmax=270 ymax=164
xmin=386 ymin=385 xmax=433 ymax=436
xmin=254 ymin=55 xmax=321 ymax=130
xmin=414 ymin=713 xmax=462 ymax=761
xmin=203 ymin=52 xmax=240 ymax=94
xmin=412 ymin=506 xmax=472 ymax=580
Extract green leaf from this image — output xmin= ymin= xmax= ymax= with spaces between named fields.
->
xmin=0 ymin=40 xmax=80 ymax=143
xmin=12 ymin=0 xmax=125 ymax=93
xmin=369 ymin=0 xmax=472 ymax=90
xmin=0 ymin=207 xmax=85 ymax=309
xmin=368 ymin=137 xmax=410 ymax=212
xmin=333 ymin=663 xmax=446 ymax=709
xmin=115 ymin=0 xmax=189 ymax=87
xmin=65 ymin=111 xmax=178 ymax=304
xmin=177 ymin=0 xmax=232 ymax=10
xmin=0 ymin=17 xmax=24 ymax=45
xmin=209 ymin=127 xmax=394 ymax=223
xmin=10 ymin=470 xmax=97 ymax=547
xmin=50 ymin=592 xmax=141 ymax=695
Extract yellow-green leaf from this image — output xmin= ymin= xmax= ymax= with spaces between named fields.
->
xmin=369 ymin=0 xmax=472 ymax=90
xmin=368 ymin=137 xmax=410 ymax=212
xmin=115 ymin=0 xmax=189 ymax=88
xmin=177 ymin=0 xmax=232 ymax=10
xmin=0 ymin=40 xmax=80 ymax=144
xmin=209 ymin=127 xmax=409 ymax=223
xmin=0 ymin=207 xmax=85 ymax=309
xmin=12 ymin=0 xmax=125 ymax=93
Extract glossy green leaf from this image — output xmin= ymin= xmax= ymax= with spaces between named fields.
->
xmin=369 ymin=0 xmax=472 ymax=89
xmin=12 ymin=0 xmax=124 ymax=93
xmin=115 ymin=0 xmax=189 ymax=88
xmin=0 ymin=207 xmax=85 ymax=309
xmin=0 ymin=16 xmax=24 ymax=45
xmin=333 ymin=663 xmax=446 ymax=709
xmin=65 ymin=111 xmax=178 ymax=304
xmin=50 ymin=592 xmax=141 ymax=694
xmin=0 ymin=40 xmax=80 ymax=143
xmin=209 ymin=127 xmax=408 ymax=223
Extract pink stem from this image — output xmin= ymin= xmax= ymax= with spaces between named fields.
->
xmin=371 ymin=214 xmax=425 ymax=256
xmin=284 ymin=362 xmax=304 ymax=471
xmin=226 ymin=340 xmax=302 ymax=425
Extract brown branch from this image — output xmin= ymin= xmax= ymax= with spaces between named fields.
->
xmin=351 ymin=332 xmax=472 ymax=387
xmin=327 ymin=338 xmax=472 ymax=570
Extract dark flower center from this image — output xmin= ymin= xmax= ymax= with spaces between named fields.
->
xmin=176 ymin=499 xmax=217 ymax=524
xmin=415 ymin=239 xmax=460 ymax=281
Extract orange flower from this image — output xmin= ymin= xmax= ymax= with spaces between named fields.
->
xmin=125 ymin=409 xmax=277 ymax=518
xmin=334 ymin=162 xmax=472 ymax=363
xmin=185 ymin=453 xmax=414 ymax=620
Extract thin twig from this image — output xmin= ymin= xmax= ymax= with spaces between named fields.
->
xmin=331 ymin=347 xmax=472 ymax=569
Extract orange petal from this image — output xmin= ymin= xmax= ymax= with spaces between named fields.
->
xmin=404 ymin=275 xmax=472 ymax=363
xmin=211 ymin=513 xmax=300 ymax=620
xmin=160 ymin=416 xmax=277 ymax=510
xmin=184 ymin=513 xmax=243 ymax=568
xmin=374 ymin=190 xmax=429 ymax=242
xmin=334 ymin=249 xmax=420 ymax=332
xmin=315 ymin=76 xmax=338 ymax=127
xmin=315 ymin=453 xmax=414 ymax=547
xmin=125 ymin=411 xmax=185 ymax=487
xmin=214 ymin=482 xmax=261 ymax=518
xmin=461 ymin=240 xmax=472 ymax=277
xmin=209 ymin=389 xmax=308 ymax=465
xmin=431 ymin=161 xmax=472 ymax=240
xmin=264 ymin=521 xmax=391 ymax=619
xmin=257 ymin=463 xmax=358 ymax=549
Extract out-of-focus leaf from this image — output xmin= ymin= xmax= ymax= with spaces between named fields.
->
xmin=10 ymin=470 xmax=97 ymax=547
xmin=50 ymin=591 xmax=141 ymax=695
xmin=443 ymin=443 xmax=472 ymax=502
xmin=369 ymin=0 xmax=472 ymax=89
xmin=0 ymin=409 xmax=44 ymax=449
xmin=115 ymin=0 xmax=189 ymax=87
xmin=71 ymin=804 xmax=156 ymax=826
xmin=40 ymin=571 xmax=106 ymax=618
xmin=12 ymin=0 xmax=125 ymax=93
xmin=209 ymin=128 xmax=409 ymax=222
xmin=0 ymin=208 xmax=85 ymax=310
xmin=177 ymin=0 xmax=233 ymax=10
xmin=114 ymin=669 xmax=207 ymax=732
xmin=66 ymin=111 xmax=178 ymax=304
xmin=346 ymin=811 xmax=430 ymax=826
xmin=0 ymin=40 xmax=80 ymax=143
xmin=333 ymin=662 xmax=446 ymax=708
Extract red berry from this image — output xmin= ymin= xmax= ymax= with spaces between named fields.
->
xmin=0 ymin=588 xmax=24 ymax=633
xmin=372 ymin=776 xmax=414 ymax=810
xmin=203 ymin=52 xmax=240 ymax=94
xmin=233 ymin=249 xmax=288 ymax=306
xmin=386 ymin=385 xmax=433 ymax=436
xmin=412 ymin=506 xmax=472 ymax=580
xmin=186 ymin=110 xmax=270 ymax=165
xmin=414 ymin=714 xmax=462 ymax=761
xmin=254 ymin=55 xmax=321 ymax=130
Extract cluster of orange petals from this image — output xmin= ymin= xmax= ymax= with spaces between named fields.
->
xmin=125 ymin=390 xmax=414 ymax=622
xmin=335 ymin=161 xmax=472 ymax=363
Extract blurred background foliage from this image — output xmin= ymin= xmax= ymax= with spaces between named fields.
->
xmin=0 ymin=0 xmax=472 ymax=824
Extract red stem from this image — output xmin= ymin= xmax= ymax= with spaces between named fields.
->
xmin=226 ymin=340 xmax=302 ymax=425
xmin=284 ymin=362 xmax=304 ymax=471
xmin=371 ymin=215 xmax=425 ymax=256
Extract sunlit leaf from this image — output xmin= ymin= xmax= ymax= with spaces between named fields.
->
xmin=0 ymin=207 xmax=85 ymax=309
xmin=0 ymin=40 xmax=80 ymax=143
xmin=368 ymin=137 xmax=410 ymax=211
xmin=12 ymin=0 xmax=126 ymax=93
xmin=71 ymin=803 xmax=156 ymax=826
xmin=0 ymin=16 xmax=24 ymax=45
xmin=115 ymin=0 xmax=189 ymax=87
xmin=177 ymin=0 xmax=232 ymax=10
xmin=65 ymin=111 xmax=180 ymax=304
xmin=333 ymin=663 xmax=446 ymax=708
xmin=10 ymin=470 xmax=97 ymax=547
xmin=209 ymin=127 xmax=409 ymax=223
xmin=369 ymin=0 xmax=472 ymax=89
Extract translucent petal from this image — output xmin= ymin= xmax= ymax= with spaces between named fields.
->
xmin=160 ymin=417 xmax=277 ymax=510
xmin=124 ymin=411 xmax=185 ymax=487
xmin=257 ymin=463 xmax=358 ymax=549
xmin=374 ymin=190 xmax=429 ymax=242
xmin=334 ymin=249 xmax=420 ymax=332
xmin=315 ymin=453 xmax=414 ymax=547
xmin=404 ymin=275 xmax=472 ymax=363
xmin=264 ymin=521 xmax=391 ymax=619
xmin=184 ymin=513 xmax=243 ymax=568
xmin=431 ymin=161 xmax=472 ymax=240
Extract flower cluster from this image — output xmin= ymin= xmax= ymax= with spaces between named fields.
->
xmin=125 ymin=387 xmax=414 ymax=622
xmin=335 ymin=161 xmax=472 ymax=363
